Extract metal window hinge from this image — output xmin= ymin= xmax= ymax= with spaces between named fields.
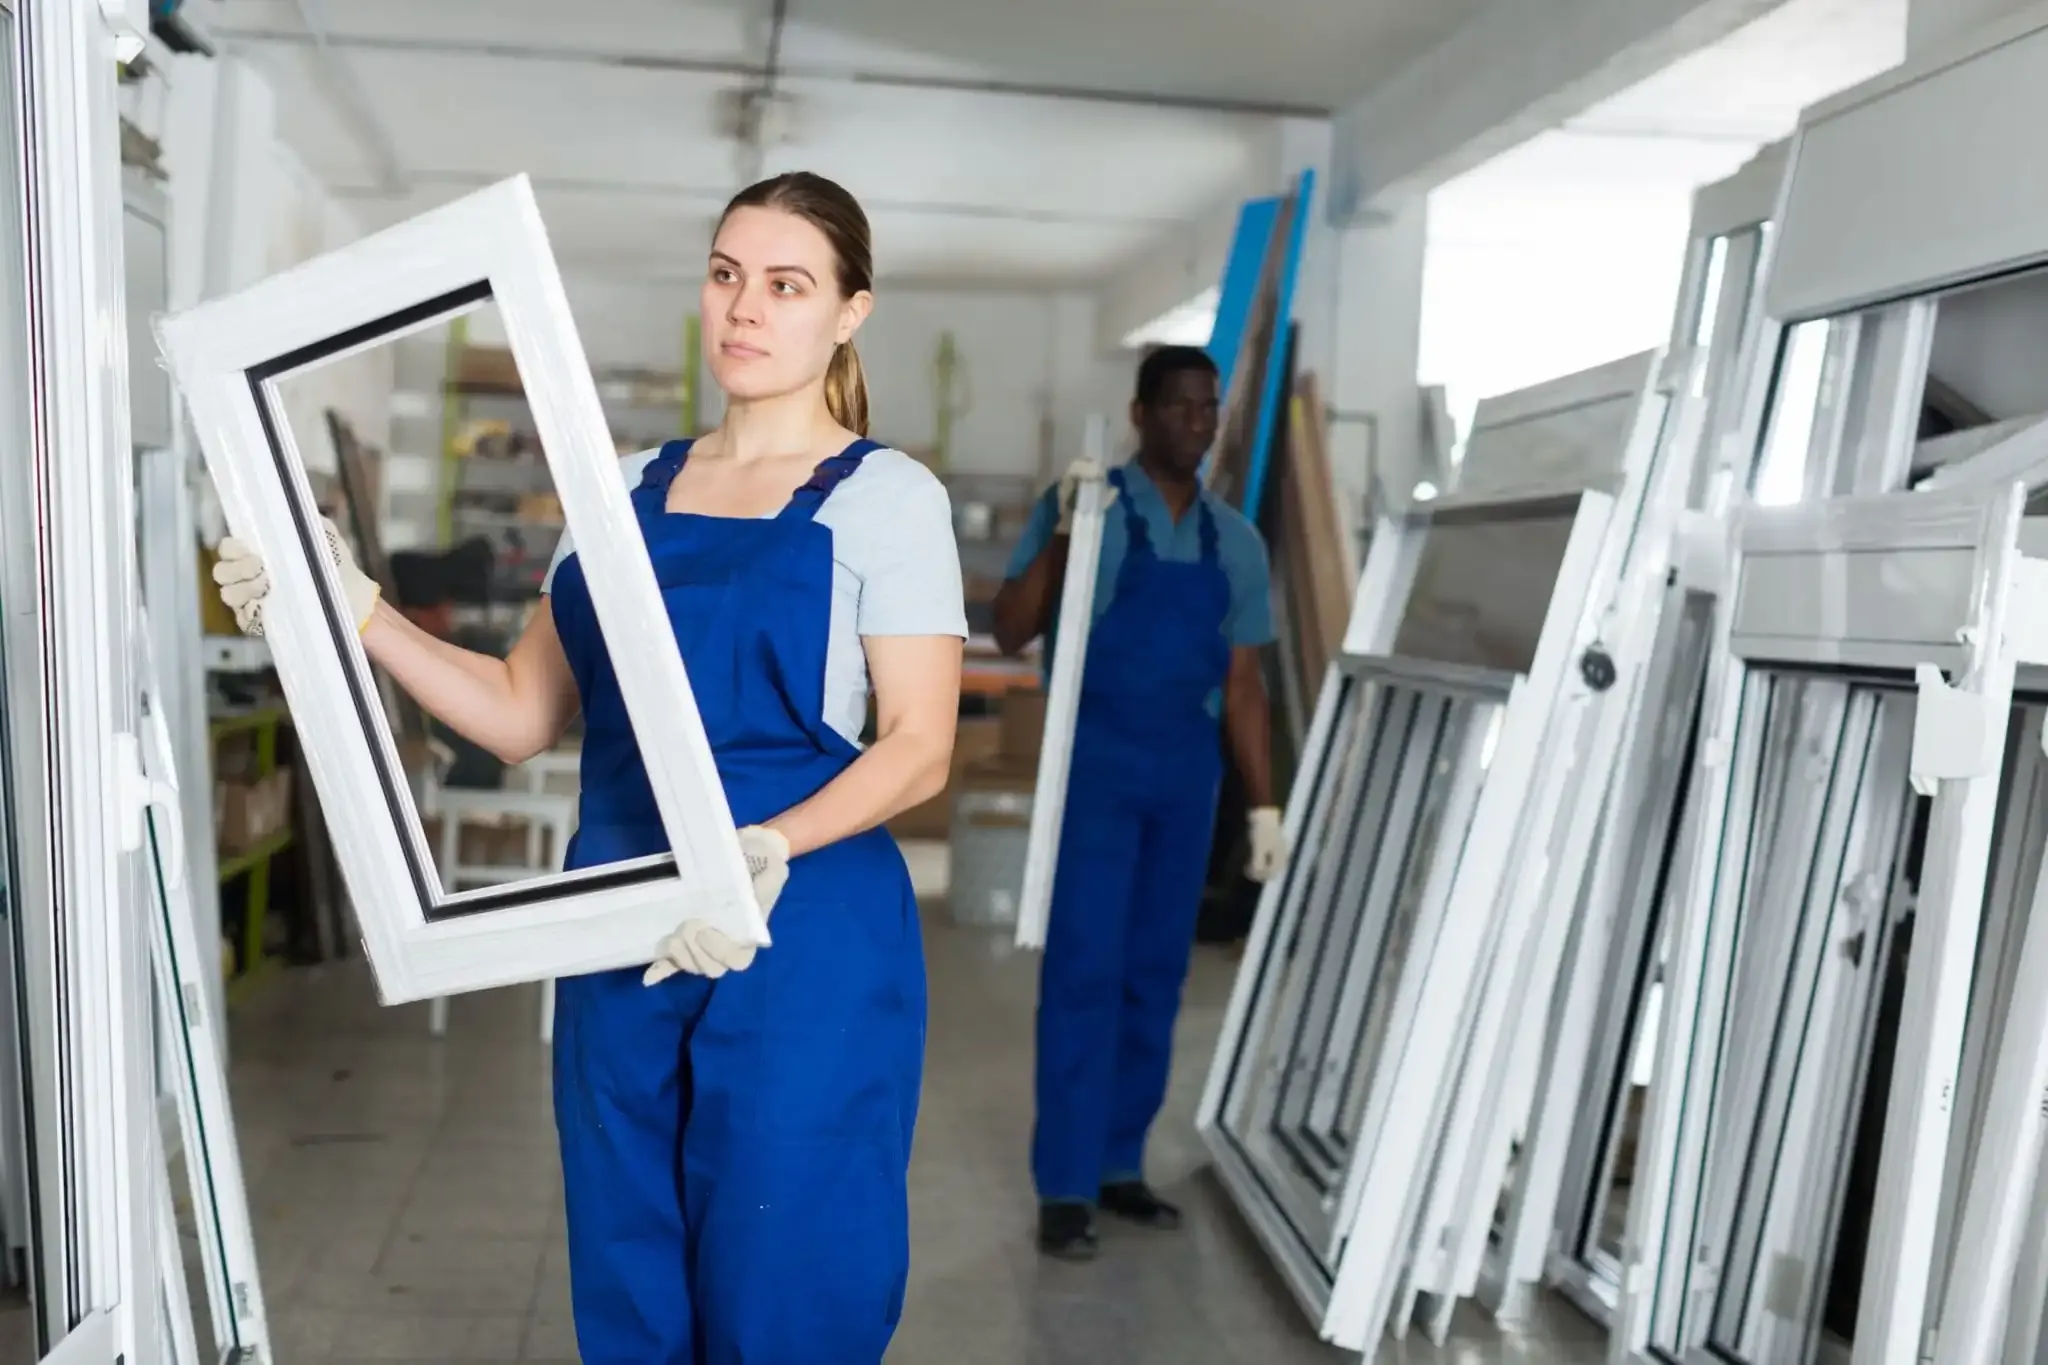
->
xmin=1674 ymin=511 xmax=1728 ymax=593
xmin=1910 ymin=664 xmax=1999 ymax=797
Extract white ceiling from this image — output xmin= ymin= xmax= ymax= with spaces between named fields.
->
xmin=200 ymin=0 xmax=1492 ymax=288
xmin=1431 ymin=0 xmax=1907 ymax=248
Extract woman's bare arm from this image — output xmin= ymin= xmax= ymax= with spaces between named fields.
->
xmin=765 ymin=634 xmax=963 ymax=857
xmin=358 ymin=597 xmax=582 ymax=764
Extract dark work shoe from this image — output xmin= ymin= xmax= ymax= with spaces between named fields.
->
xmin=1037 ymin=1201 xmax=1099 ymax=1261
xmin=1098 ymin=1180 xmax=1182 ymax=1230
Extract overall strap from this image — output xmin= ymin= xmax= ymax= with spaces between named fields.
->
xmin=636 ymin=439 xmax=694 ymax=490
xmin=777 ymin=439 xmax=885 ymax=523
xmin=1109 ymin=467 xmax=1154 ymax=555
xmin=630 ymin=439 xmax=694 ymax=509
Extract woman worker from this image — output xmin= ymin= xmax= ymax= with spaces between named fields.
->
xmin=212 ymin=172 xmax=966 ymax=1363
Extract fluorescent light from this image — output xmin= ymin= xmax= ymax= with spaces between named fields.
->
xmin=1412 ymin=480 xmax=1440 ymax=502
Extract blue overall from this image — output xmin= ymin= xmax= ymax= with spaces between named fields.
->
xmin=546 ymin=439 xmax=927 ymax=1364
xmin=1031 ymin=468 xmax=1233 ymax=1202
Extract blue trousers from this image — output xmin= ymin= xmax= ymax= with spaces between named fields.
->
xmin=1031 ymin=765 xmax=1220 ymax=1201
xmin=552 ymin=836 xmax=926 ymax=1364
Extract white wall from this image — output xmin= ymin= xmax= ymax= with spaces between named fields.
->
xmin=266 ymin=145 xmax=396 ymax=476
xmin=1418 ymin=131 xmax=1746 ymax=434
xmin=158 ymin=53 xmax=395 ymax=483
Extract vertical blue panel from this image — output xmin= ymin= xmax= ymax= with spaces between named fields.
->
xmin=1239 ymin=169 xmax=1315 ymax=520
xmin=1204 ymin=196 xmax=1282 ymax=397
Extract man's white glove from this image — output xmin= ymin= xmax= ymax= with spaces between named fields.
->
xmin=1246 ymin=806 xmax=1289 ymax=883
xmin=643 ymin=826 xmax=791 ymax=986
xmin=1054 ymin=458 xmax=1118 ymax=536
xmin=212 ymin=517 xmax=380 ymax=637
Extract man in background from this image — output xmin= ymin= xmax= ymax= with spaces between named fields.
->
xmin=994 ymin=344 xmax=1290 ymax=1261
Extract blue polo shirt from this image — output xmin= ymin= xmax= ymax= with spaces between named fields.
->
xmin=1004 ymin=463 xmax=1275 ymax=717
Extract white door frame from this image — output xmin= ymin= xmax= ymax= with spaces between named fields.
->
xmin=5 ymin=0 xmax=166 ymax=1359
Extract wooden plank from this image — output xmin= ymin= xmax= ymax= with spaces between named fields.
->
xmin=1286 ymin=377 xmax=1353 ymax=684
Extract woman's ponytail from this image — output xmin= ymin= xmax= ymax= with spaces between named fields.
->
xmin=824 ymin=341 xmax=870 ymax=437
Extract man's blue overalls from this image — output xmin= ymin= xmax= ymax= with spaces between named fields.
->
xmin=547 ymin=439 xmax=927 ymax=1364
xmin=1032 ymin=467 xmax=1233 ymax=1200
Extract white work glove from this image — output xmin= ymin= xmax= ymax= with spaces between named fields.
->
xmin=1054 ymin=458 xmax=1118 ymax=535
xmin=643 ymin=826 xmax=791 ymax=986
xmin=212 ymin=517 xmax=380 ymax=637
xmin=1246 ymin=806 xmax=1289 ymax=883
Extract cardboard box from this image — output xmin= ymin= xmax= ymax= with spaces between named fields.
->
xmin=418 ymin=814 xmax=561 ymax=874
xmin=454 ymin=345 xmax=523 ymax=394
xmin=999 ymin=688 xmax=1046 ymax=761
xmin=886 ymin=716 xmax=1002 ymax=841
xmin=216 ymin=768 xmax=294 ymax=854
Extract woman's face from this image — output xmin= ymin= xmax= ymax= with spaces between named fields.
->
xmin=702 ymin=205 xmax=870 ymax=404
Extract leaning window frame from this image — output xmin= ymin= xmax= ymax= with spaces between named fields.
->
xmin=1496 ymin=141 xmax=1788 ymax=1331
xmin=1618 ymin=482 xmax=2028 ymax=1365
xmin=1617 ymin=15 xmax=2048 ymax=1363
xmin=155 ymin=174 xmax=760 ymax=1004
xmin=1194 ymin=478 xmax=1619 ymax=1349
xmin=1389 ymin=348 xmax=1687 ymax=1346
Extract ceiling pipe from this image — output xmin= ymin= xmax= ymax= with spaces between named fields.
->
xmin=213 ymin=26 xmax=1330 ymax=120
xmin=731 ymin=0 xmax=790 ymax=186
xmin=287 ymin=0 xmax=409 ymax=195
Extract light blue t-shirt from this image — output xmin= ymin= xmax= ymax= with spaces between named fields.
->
xmin=1004 ymin=463 xmax=1274 ymax=716
xmin=542 ymin=445 xmax=967 ymax=746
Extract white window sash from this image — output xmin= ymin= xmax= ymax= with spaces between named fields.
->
xmin=156 ymin=175 xmax=758 ymax=1004
xmin=1195 ymin=484 xmax=1619 ymax=1349
xmin=1619 ymin=480 xmax=2027 ymax=1365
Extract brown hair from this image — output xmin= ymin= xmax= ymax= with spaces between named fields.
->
xmin=717 ymin=171 xmax=874 ymax=436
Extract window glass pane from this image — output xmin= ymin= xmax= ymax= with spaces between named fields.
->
xmin=0 ymin=2 xmax=46 ymax=1339
xmin=1390 ymin=498 xmax=1582 ymax=675
xmin=1753 ymin=320 xmax=1830 ymax=507
xmin=259 ymin=299 xmax=613 ymax=916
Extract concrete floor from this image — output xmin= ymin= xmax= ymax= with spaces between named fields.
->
xmin=203 ymin=875 xmax=1609 ymax=1363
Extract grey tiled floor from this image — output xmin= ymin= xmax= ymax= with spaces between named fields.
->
xmin=213 ymin=888 xmax=1607 ymax=1363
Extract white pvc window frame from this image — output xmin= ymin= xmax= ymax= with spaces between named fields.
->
xmin=4 ymin=0 xmax=164 ymax=1355
xmin=1500 ymin=145 xmax=1786 ymax=1330
xmin=1195 ymin=483 xmax=1618 ymax=1349
xmin=1615 ymin=482 xmax=2029 ymax=1365
xmin=1015 ymin=415 xmax=1109 ymax=951
xmin=156 ymin=175 xmax=760 ymax=1004
xmin=138 ymin=622 xmax=269 ymax=1361
xmin=1937 ymin=692 xmax=2048 ymax=1365
xmin=1453 ymin=350 xmax=1656 ymax=501
xmin=1199 ymin=652 xmax=1504 ymax=1325
xmin=1387 ymin=344 xmax=1681 ymax=1342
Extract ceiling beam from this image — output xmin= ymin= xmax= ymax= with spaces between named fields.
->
xmin=326 ymin=170 xmax=1182 ymax=228
xmin=1329 ymin=0 xmax=1792 ymax=219
xmin=213 ymin=27 xmax=1328 ymax=119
